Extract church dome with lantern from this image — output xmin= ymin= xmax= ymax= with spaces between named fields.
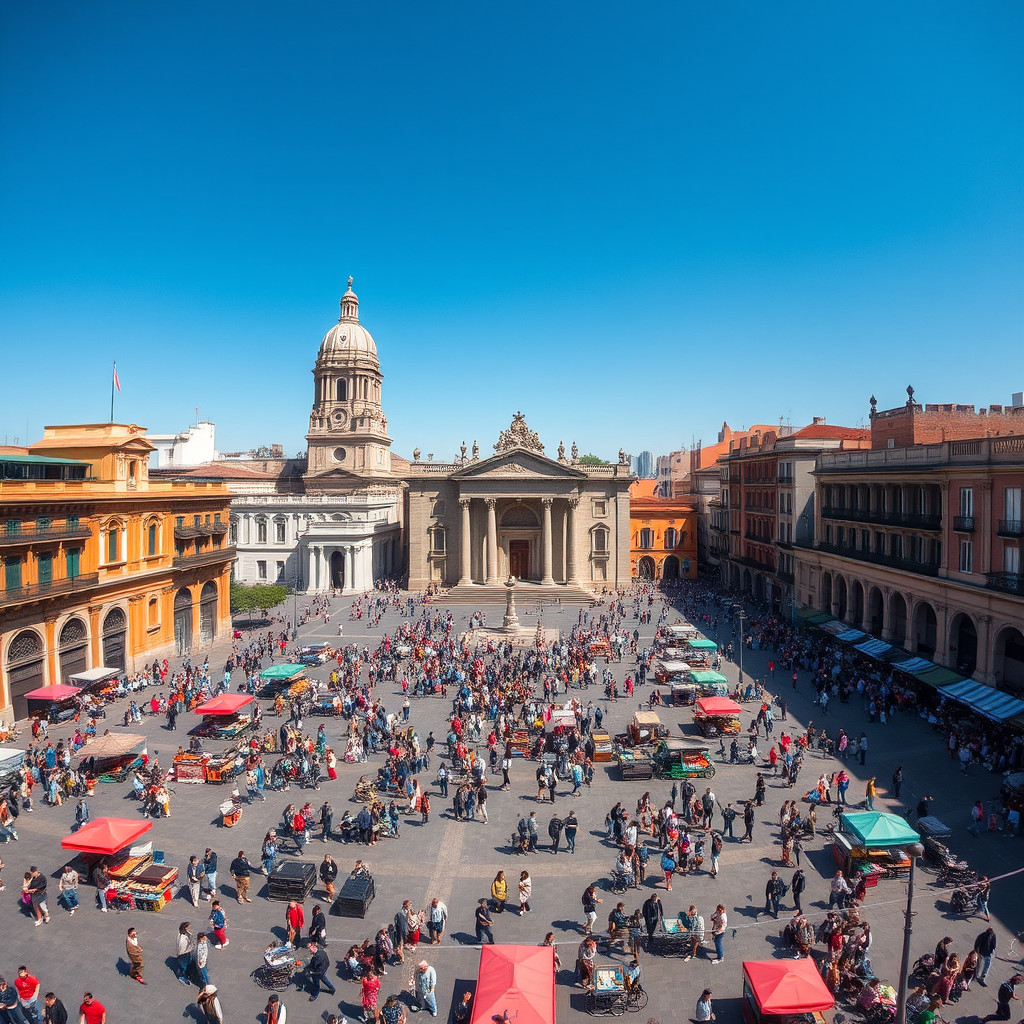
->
xmin=318 ymin=277 xmax=378 ymax=363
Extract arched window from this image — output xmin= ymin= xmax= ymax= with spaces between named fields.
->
xmin=664 ymin=527 xmax=677 ymax=549
xmin=336 ymin=378 xmax=347 ymax=401
xmin=638 ymin=528 xmax=654 ymax=550
xmin=593 ymin=526 xmax=609 ymax=554
xmin=430 ymin=526 xmax=446 ymax=554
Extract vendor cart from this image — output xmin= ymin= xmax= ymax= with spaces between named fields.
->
xmin=616 ymin=748 xmax=653 ymax=781
xmin=741 ymin=959 xmax=834 ymax=1024
xmin=191 ymin=693 xmax=256 ymax=739
xmin=586 ymin=964 xmax=628 ymax=1016
xmin=652 ymin=739 xmax=715 ymax=780
xmin=653 ymin=659 xmax=692 ymax=686
xmin=648 ymin=914 xmax=703 ymax=957
xmin=664 ymin=623 xmax=700 ymax=643
xmin=688 ymin=669 xmax=730 ymax=696
xmin=253 ymin=945 xmax=300 ymax=990
xmin=627 ymin=711 xmax=667 ymax=746
xmin=24 ymin=684 xmax=82 ymax=722
xmin=256 ymin=663 xmax=307 ymax=699
xmin=671 ymin=682 xmax=697 ymax=706
xmin=832 ymin=811 xmax=919 ymax=882
xmin=172 ymin=752 xmax=210 ymax=783
xmin=591 ymin=730 xmax=614 ymax=763
xmin=693 ymin=696 xmax=743 ymax=737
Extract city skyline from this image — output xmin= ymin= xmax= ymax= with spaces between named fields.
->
xmin=2 ymin=2 xmax=1021 ymax=459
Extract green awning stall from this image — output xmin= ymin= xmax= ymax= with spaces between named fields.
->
xmin=842 ymin=811 xmax=920 ymax=848
xmin=688 ymin=670 xmax=729 ymax=685
xmin=913 ymin=666 xmax=963 ymax=688
xmin=259 ymin=663 xmax=306 ymax=681
xmin=686 ymin=638 xmax=718 ymax=650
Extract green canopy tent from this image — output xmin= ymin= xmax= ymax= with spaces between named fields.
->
xmin=686 ymin=638 xmax=718 ymax=651
xmin=259 ymin=663 xmax=306 ymax=681
xmin=912 ymin=665 xmax=963 ymax=688
xmin=688 ymin=670 xmax=729 ymax=685
xmin=842 ymin=811 xmax=920 ymax=848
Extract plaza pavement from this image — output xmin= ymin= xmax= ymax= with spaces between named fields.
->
xmin=1 ymin=588 xmax=1021 ymax=1024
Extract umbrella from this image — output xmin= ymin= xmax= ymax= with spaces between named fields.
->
xmin=743 ymin=959 xmax=834 ymax=1015
xmin=73 ymin=733 xmax=147 ymax=760
xmin=471 ymin=945 xmax=555 ymax=1024
xmin=24 ymin=684 xmax=81 ymax=701
xmin=61 ymin=817 xmax=153 ymax=856
xmin=193 ymin=693 xmax=254 ymax=716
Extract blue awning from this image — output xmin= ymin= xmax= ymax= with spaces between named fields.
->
xmin=942 ymin=680 xmax=1024 ymax=722
xmin=893 ymin=657 xmax=937 ymax=675
xmin=836 ymin=629 xmax=866 ymax=642
xmin=854 ymin=638 xmax=893 ymax=660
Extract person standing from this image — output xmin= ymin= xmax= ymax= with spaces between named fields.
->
xmin=42 ymin=993 xmax=68 ymax=1024
xmin=547 ymin=815 xmax=564 ymax=854
xmin=742 ymin=802 xmax=755 ymax=843
xmin=414 ymin=961 xmax=437 ymax=1017
xmin=427 ymin=898 xmax=448 ymax=944
xmin=564 ymin=811 xmax=578 ymax=854
xmin=201 ymin=849 xmax=218 ymax=900
xmin=858 ymin=733 xmax=867 ymax=765
xmin=475 ymin=898 xmax=495 ymax=945
xmin=285 ymin=901 xmax=305 ymax=947
xmin=641 ymin=893 xmax=663 ymax=941
xmin=187 ymin=856 xmax=203 ymax=908
xmin=230 ymin=851 xmax=256 ymax=904
xmin=828 ymin=872 xmax=852 ymax=910
xmin=308 ymin=905 xmax=328 ymax=947
xmin=980 ymin=974 xmax=1023 ymax=1023
xmin=864 ymin=777 xmax=876 ymax=811
xmin=77 ymin=993 xmax=106 ymax=1024
xmin=319 ymin=855 xmax=338 ymax=902
xmin=58 ymin=866 xmax=79 ymax=916
xmin=710 ymin=905 xmax=727 ymax=964
xmin=91 ymin=863 xmax=110 ymax=913
xmin=763 ymin=871 xmax=784 ymax=919
xmin=360 ymin=970 xmax=381 ymax=1023
xmin=14 ymin=967 xmax=41 ymax=1022
xmin=892 ymin=766 xmax=903 ymax=800
xmin=264 ymin=994 xmax=286 ymax=1024
xmin=976 ymin=876 xmax=992 ymax=923
xmin=124 ymin=929 xmax=145 ymax=984
xmin=26 ymin=866 xmax=49 ymax=926
xmin=196 ymin=984 xmax=223 ymax=1024
xmin=209 ymin=900 xmax=228 ymax=949
xmin=975 ymin=927 xmax=998 ymax=984
xmin=695 ymin=989 xmax=716 ymax=1021
xmin=791 ymin=869 xmax=806 ymax=914
xmin=518 ymin=871 xmax=532 ymax=915
xmin=0 ymin=977 xmax=26 ymax=1024
xmin=319 ymin=801 xmax=333 ymax=843
xmin=490 ymin=872 xmax=508 ymax=913
xmin=303 ymin=940 xmax=336 ymax=1001
xmin=710 ymin=832 xmax=723 ymax=878
xmin=175 ymin=922 xmax=195 ymax=985
xmin=582 ymin=886 xmax=602 ymax=935
xmin=193 ymin=933 xmax=210 ymax=988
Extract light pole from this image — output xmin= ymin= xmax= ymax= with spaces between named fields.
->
xmin=736 ymin=607 xmax=746 ymax=687
xmin=894 ymin=842 xmax=926 ymax=1024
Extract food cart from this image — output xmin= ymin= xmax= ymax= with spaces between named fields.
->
xmin=652 ymin=739 xmax=715 ymax=780
xmin=627 ymin=711 xmax=667 ymax=746
xmin=741 ymin=959 xmax=834 ymax=1024
xmin=257 ymin=663 xmax=308 ymax=699
xmin=833 ymin=810 xmax=919 ymax=884
xmin=61 ymin=817 xmax=179 ymax=912
xmin=616 ymin=747 xmax=654 ymax=781
xmin=653 ymin=659 xmax=692 ymax=686
xmin=693 ymin=696 xmax=743 ymax=737
xmin=648 ymin=914 xmax=703 ymax=957
xmin=664 ymin=623 xmax=700 ymax=643
xmin=591 ymin=730 xmax=614 ymax=763
xmin=688 ymin=669 xmax=730 ymax=696
xmin=297 ymin=643 xmax=333 ymax=666
xmin=24 ymin=684 xmax=82 ymax=723
xmin=74 ymin=732 xmax=147 ymax=783
xmin=678 ymin=637 xmax=716 ymax=667
xmin=192 ymin=693 xmax=256 ymax=739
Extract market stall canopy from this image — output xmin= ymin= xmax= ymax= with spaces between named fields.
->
xmin=842 ymin=811 xmax=920 ymax=847
xmin=259 ymin=663 xmax=306 ymax=681
xmin=695 ymin=696 xmax=742 ymax=717
xmin=818 ymin=620 xmax=848 ymax=636
xmin=547 ymin=708 xmax=576 ymax=730
xmin=24 ymin=684 xmax=81 ymax=701
xmin=914 ymin=665 xmax=963 ymax=688
xmin=743 ymin=959 xmax=834 ymax=1015
xmin=61 ymin=817 xmax=153 ymax=855
xmin=894 ymin=656 xmax=938 ymax=676
xmin=854 ymin=638 xmax=894 ymax=660
xmin=837 ymin=628 xmax=866 ymax=642
xmin=67 ymin=667 xmax=121 ymax=687
xmin=685 ymin=638 xmax=718 ymax=650
xmin=73 ymin=733 xmax=147 ymax=760
xmin=0 ymin=748 xmax=27 ymax=771
xmin=470 ymin=945 xmax=555 ymax=1024
xmin=193 ymin=693 xmax=254 ymax=716
xmin=941 ymin=679 xmax=1024 ymax=722
xmin=795 ymin=608 xmax=831 ymax=625
xmin=689 ymin=670 xmax=729 ymax=685
xmin=658 ymin=660 xmax=691 ymax=674
xmin=667 ymin=624 xmax=699 ymax=637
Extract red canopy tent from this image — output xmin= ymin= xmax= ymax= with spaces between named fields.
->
xmin=25 ymin=684 xmax=81 ymax=701
xmin=470 ymin=945 xmax=555 ymax=1024
xmin=61 ymin=817 xmax=153 ymax=856
xmin=193 ymin=693 xmax=254 ymax=716
xmin=742 ymin=959 xmax=834 ymax=1021
xmin=695 ymin=696 xmax=743 ymax=717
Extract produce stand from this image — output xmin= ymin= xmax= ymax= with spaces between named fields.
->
xmin=591 ymin=730 xmax=614 ymax=763
xmin=616 ymin=748 xmax=654 ymax=781
xmin=648 ymin=915 xmax=702 ymax=956
xmin=257 ymin=663 xmax=307 ymax=699
xmin=24 ymin=684 xmax=82 ymax=722
xmin=741 ymin=959 xmax=834 ymax=1024
xmin=832 ymin=811 xmax=919 ymax=882
xmin=471 ymin=945 xmax=555 ymax=1024
xmin=74 ymin=733 xmax=147 ymax=783
xmin=693 ymin=696 xmax=743 ymax=737
xmin=653 ymin=739 xmax=715 ymax=780
xmin=628 ymin=711 xmax=667 ymax=746
xmin=688 ymin=669 xmax=730 ymax=696
xmin=173 ymin=752 xmax=211 ymax=783
xmin=192 ymin=693 xmax=256 ymax=739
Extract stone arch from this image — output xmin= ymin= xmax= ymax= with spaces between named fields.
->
xmin=889 ymin=591 xmax=908 ymax=648
xmin=102 ymin=606 xmax=128 ymax=670
xmin=637 ymin=555 xmax=656 ymax=579
xmin=662 ymin=554 xmax=680 ymax=580
xmin=821 ymin=572 xmax=833 ymax=615
xmin=58 ymin=615 xmax=89 ymax=682
xmin=5 ymin=628 xmax=45 ymax=720
xmin=911 ymin=600 xmax=937 ymax=657
xmin=949 ymin=611 xmax=978 ymax=677
xmin=849 ymin=579 xmax=865 ymax=627
xmin=994 ymin=625 xmax=1024 ymax=694
xmin=500 ymin=505 xmax=539 ymax=528
xmin=200 ymin=581 xmax=218 ymax=644
xmin=867 ymin=586 xmax=884 ymax=635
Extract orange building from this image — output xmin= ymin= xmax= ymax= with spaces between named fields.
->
xmin=1 ymin=424 xmax=234 ymax=723
xmin=629 ymin=481 xmax=698 ymax=580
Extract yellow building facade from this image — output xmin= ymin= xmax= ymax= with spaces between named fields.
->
xmin=1 ymin=424 xmax=234 ymax=723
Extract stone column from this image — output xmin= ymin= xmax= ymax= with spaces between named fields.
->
xmin=541 ymin=497 xmax=554 ymax=585
xmin=306 ymin=546 xmax=316 ymax=592
xmin=485 ymin=499 xmax=499 ymax=584
xmin=459 ymin=498 xmax=472 ymax=585
xmin=566 ymin=497 xmax=580 ymax=585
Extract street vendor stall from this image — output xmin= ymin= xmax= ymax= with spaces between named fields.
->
xmin=665 ymin=623 xmax=700 ymax=643
xmin=688 ymin=669 xmax=730 ymax=696
xmin=653 ymin=739 xmax=715 ymax=779
xmin=257 ymin=663 xmax=308 ymax=699
xmin=61 ymin=817 xmax=179 ymax=912
xmin=653 ymin=659 xmax=692 ymax=685
xmin=833 ymin=810 xmax=919 ymax=884
xmin=648 ymin=913 xmax=702 ymax=956
xmin=67 ymin=667 xmax=122 ymax=710
xmin=24 ymin=684 xmax=81 ymax=722
xmin=192 ymin=693 xmax=256 ymax=739
xmin=693 ymin=696 xmax=743 ymax=737
xmin=591 ymin=730 xmax=614 ymax=762
xmin=742 ymin=959 xmax=834 ymax=1024
xmin=627 ymin=711 xmax=667 ymax=746
xmin=0 ymin=747 xmax=26 ymax=788
xmin=616 ymin=747 xmax=653 ymax=781
xmin=471 ymin=944 xmax=555 ymax=1024
xmin=74 ymin=732 xmax=147 ymax=783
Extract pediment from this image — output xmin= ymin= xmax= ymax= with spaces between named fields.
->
xmin=451 ymin=448 xmax=587 ymax=480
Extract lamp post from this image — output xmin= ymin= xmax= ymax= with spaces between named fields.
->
xmin=894 ymin=842 xmax=926 ymax=1024
xmin=736 ymin=607 xmax=746 ymax=687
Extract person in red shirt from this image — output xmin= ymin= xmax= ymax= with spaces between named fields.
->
xmin=15 ymin=967 xmax=41 ymax=1020
xmin=78 ymin=992 xmax=106 ymax=1024
xmin=286 ymin=900 xmax=305 ymax=946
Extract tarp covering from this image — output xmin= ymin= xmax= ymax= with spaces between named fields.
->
xmin=743 ymin=959 xmax=835 ymax=1015
xmin=24 ymin=684 xmax=81 ymax=701
xmin=854 ymin=638 xmax=893 ymax=659
xmin=794 ymin=607 xmax=824 ymax=623
xmin=470 ymin=945 xmax=555 ymax=1024
xmin=667 ymin=624 xmax=698 ymax=637
xmin=819 ymin=620 xmax=848 ymax=636
xmin=914 ymin=666 xmax=963 ymax=688
xmin=893 ymin=657 xmax=937 ymax=675
xmin=67 ymin=667 xmax=121 ymax=686
xmin=193 ymin=693 xmax=254 ymax=716
xmin=836 ymin=629 xmax=866 ymax=642
xmin=657 ymin=660 xmax=691 ymax=674
xmin=695 ymin=696 xmax=743 ymax=717
xmin=941 ymin=680 xmax=1024 ymax=722
xmin=0 ymin=748 xmax=27 ymax=771
xmin=74 ymin=733 xmax=147 ymax=760
xmin=842 ymin=811 xmax=920 ymax=848
xmin=685 ymin=638 xmax=718 ymax=650
xmin=259 ymin=663 xmax=306 ymax=681
xmin=688 ymin=670 xmax=729 ymax=685
xmin=61 ymin=817 xmax=153 ymax=855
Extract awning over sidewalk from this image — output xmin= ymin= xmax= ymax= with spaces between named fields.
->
xmin=854 ymin=638 xmax=894 ymax=660
xmin=24 ymin=684 xmax=81 ymax=701
xmin=913 ymin=665 xmax=964 ymax=688
xmin=941 ymin=680 xmax=1024 ymax=722
xmin=836 ymin=628 xmax=866 ymax=642
xmin=842 ymin=811 xmax=920 ymax=848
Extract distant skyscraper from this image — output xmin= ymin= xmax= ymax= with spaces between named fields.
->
xmin=635 ymin=450 xmax=655 ymax=479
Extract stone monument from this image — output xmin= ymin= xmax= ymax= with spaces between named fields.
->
xmin=502 ymin=575 xmax=520 ymax=632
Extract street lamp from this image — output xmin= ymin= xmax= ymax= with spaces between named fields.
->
xmin=894 ymin=842 xmax=926 ymax=1024
xmin=735 ymin=606 xmax=746 ymax=686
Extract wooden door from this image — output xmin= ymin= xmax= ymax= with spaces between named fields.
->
xmin=509 ymin=540 xmax=530 ymax=579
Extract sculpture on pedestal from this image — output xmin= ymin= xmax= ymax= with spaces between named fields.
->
xmin=502 ymin=575 xmax=520 ymax=632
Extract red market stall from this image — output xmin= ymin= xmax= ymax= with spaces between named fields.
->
xmin=470 ymin=945 xmax=555 ymax=1024
xmin=61 ymin=817 xmax=152 ymax=856
xmin=742 ymin=959 xmax=835 ymax=1024
xmin=694 ymin=696 xmax=743 ymax=737
xmin=192 ymin=692 xmax=255 ymax=739
xmin=24 ymin=684 xmax=81 ymax=723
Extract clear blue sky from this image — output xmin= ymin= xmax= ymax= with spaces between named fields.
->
xmin=2 ymin=2 xmax=1021 ymax=461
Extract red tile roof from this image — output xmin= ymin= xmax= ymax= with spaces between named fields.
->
xmin=787 ymin=424 xmax=869 ymax=441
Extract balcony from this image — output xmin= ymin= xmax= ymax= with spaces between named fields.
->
xmin=986 ymin=572 xmax=1024 ymax=597
xmin=953 ymin=515 xmax=975 ymax=532
xmin=998 ymin=520 xmax=1023 ymax=538
xmin=172 ymin=545 xmax=236 ymax=571
xmin=0 ymin=522 xmax=93 ymax=547
xmin=777 ymin=472 xmax=795 ymax=485
xmin=820 ymin=507 xmax=940 ymax=530
xmin=815 ymin=542 xmax=940 ymax=577
xmin=733 ymin=554 xmax=774 ymax=572
xmin=211 ymin=521 xmax=229 ymax=535
xmin=0 ymin=572 xmax=100 ymax=608
xmin=173 ymin=525 xmax=201 ymax=540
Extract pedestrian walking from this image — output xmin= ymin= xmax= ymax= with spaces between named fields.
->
xmin=125 ymin=929 xmax=146 ymax=984
xmin=25 ymin=866 xmax=49 ymax=925
xmin=641 ymin=893 xmax=663 ymax=940
xmin=360 ymin=971 xmax=381 ymax=1023
xmin=427 ymin=898 xmax=447 ymax=944
xmin=285 ymin=900 xmax=305 ymax=947
xmin=14 ymin=967 xmax=41 ymax=1022
xmin=201 ymin=849 xmax=218 ymax=899
xmin=828 ymin=871 xmax=852 ymax=910
xmin=175 ymin=922 xmax=195 ymax=985
xmin=196 ymin=984 xmax=224 ymax=1024
xmin=892 ymin=766 xmax=903 ymax=800
xmin=865 ymin=777 xmax=876 ymax=811
xmin=547 ymin=814 xmax=564 ymax=854
xmin=58 ymin=865 xmax=79 ymax=916
xmin=302 ymin=940 xmax=336 ymax=1000
xmin=710 ymin=905 xmax=727 ymax=964
xmin=518 ymin=871 xmax=532 ymax=915
xmin=975 ymin=927 xmax=998 ymax=984
xmin=264 ymin=994 xmax=286 ymax=1024
xmin=694 ymin=988 xmax=716 ymax=1021
xmin=77 ymin=993 xmax=106 ymax=1024
xmin=742 ymin=801 xmax=755 ymax=842
xmin=858 ymin=733 xmax=867 ymax=765
xmin=187 ymin=856 xmax=202 ymax=907
xmin=209 ymin=899 xmax=228 ymax=948
xmin=980 ymin=974 xmax=1023 ymax=1023
xmin=193 ymin=933 xmax=210 ymax=988
xmin=414 ymin=961 xmax=437 ymax=1017
xmin=564 ymin=810 xmax=578 ymax=853
xmin=791 ymin=869 xmax=806 ymax=914
xmin=229 ymin=850 xmax=256 ymax=903
xmin=763 ymin=871 xmax=784 ymax=919
xmin=319 ymin=855 xmax=338 ymax=902
xmin=475 ymin=899 xmax=495 ymax=945
xmin=42 ymin=993 xmax=67 ymax=1024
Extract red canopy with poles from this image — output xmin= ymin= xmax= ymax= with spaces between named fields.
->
xmin=193 ymin=693 xmax=254 ymax=716
xmin=695 ymin=696 xmax=743 ymax=717
xmin=470 ymin=945 xmax=555 ymax=1024
xmin=742 ymin=959 xmax=835 ymax=1018
xmin=24 ymin=684 xmax=81 ymax=701
xmin=61 ymin=817 xmax=153 ymax=856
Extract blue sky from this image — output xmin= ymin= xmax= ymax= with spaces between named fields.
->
xmin=2 ymin=2 xmax=1021 ymax=462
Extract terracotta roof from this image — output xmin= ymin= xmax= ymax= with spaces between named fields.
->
xmin=787 ymin=423 xmax=869 ymax=441
xmin=155 ymin=462 xmax=278 ymax=480
xmin=629 ymin=480 xmax=658 ymax=499
xmin=630 ymin=497 xmax=694 ymax=514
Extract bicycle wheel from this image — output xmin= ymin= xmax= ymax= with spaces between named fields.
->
xmin=610 ymin=994 xmax=627 ymax=1016
xmin=627 ymin=989 xmax=648 ymax=1011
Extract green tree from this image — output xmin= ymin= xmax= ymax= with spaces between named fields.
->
xmin=230 ymin=582 xmax=288 ymax=622
xmin=577 ymin=453 xmax=610 ymax=465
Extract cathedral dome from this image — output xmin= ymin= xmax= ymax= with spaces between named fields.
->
xmin=318 ymin=277 xmax=378 ymax=361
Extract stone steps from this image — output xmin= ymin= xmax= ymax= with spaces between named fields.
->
xmin=433 ymin=583 xmax=597 ymax=607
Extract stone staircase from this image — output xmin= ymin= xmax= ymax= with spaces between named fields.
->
xmin=433 ymin=582 xmax=597 ymax=608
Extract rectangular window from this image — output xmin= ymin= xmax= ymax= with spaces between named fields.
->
xmin=593 ymin=500 xmax=607 ymax=517
xmin=276 ymin=560 xmax=285 ymax=580
xmin=275 ymin=521 xmax=286 ymax=544
xmin=4 ymin=556 xmax=22 ymax=590
xmin=257 ymin=560 xmax=267 ymax=580
xmin=107 ymin=528 xmax=118 ymax=563
xmin=67 ymin=515 xmax=80 ymax=530
xmin=959 ymin=538 xmax=973 ymax=574
xmin=148 ymin=523 xmax=157 ymax=556
xmin=37 ymin=552 xmax=52 ymax=586
xmin=229 ymin=520 xmax=238 ymax=543
xmin=5 ymin=519 xmax=21 ymax=537
xmin=257 ymin=521 xmax=267 ymax=544
xmin=175 ymin=516 xmax=184 ymax=529
xmin=1006 ymin=488 xmax=1022 ymax=522
xmin=959 ymin=487 xmax=974 ymax=518
xmin=36 ymin=516 xmax=52 ymax=533
xmin=66 ymin=547 xmax=80 ymax=579
xmin=1005 ymin=546 xmax=1020 ymax=574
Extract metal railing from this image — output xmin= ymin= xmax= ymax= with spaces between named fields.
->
xmin=0 ymin=572 xmax=100 ymax=607
xmin=172 ymin=545 xmax=236 ymax=570
xmin=998 ymin=520 xmax=1023 ymax=537
xmin=0 ymin=523 xmax=92 ymax=546
xmin=952 ymin=515 xmax=975 ymax=532
xmin=985 ymin=572 xmax=1024 ymax=596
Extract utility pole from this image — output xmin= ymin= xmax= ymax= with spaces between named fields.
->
xmin=736 ymin=607 xmax=746 ymax=686
xmin=895 ymin=843 xmax=926 ymax=1024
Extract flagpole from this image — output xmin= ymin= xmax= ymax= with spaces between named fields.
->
xmin=110 ymin=367 xmax=115 ymax=423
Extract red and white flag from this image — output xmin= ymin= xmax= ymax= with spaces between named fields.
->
xmin=113 ymin=362 xmax=121 ymax=392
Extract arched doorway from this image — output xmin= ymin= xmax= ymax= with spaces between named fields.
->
xmin=6 ymin=629 xmax=45 ymax=721
xmin=58 ymin=617 xmax=89 ymax=682
xmin=867 ymin=587 xmax=884 ymax=635
xmin=994 ymin=626 xmax=1024 ymax=694
xmin=889 ymin=592 xmax=908 ymax=648
xmin=912 ymin=601 xmax=937 ymax=657
xmin=662 ymin=555 xmax=680 ymax=580
xmin=821 ymin=573 xmax=833 ymax=616
xmin=500 ymin=504 xmax=540 ymax=580
xmin=330 ymin=551 xmax=345 ymax=589
xmin=850 ymin=580 xmax=864 ymax=627
xmin=950 ymin=612 xmax=978 ymax=676
xmin=200 ymin=581 xmax=218 ymax=643
xmin=102 ymin=607 xmax=127 ymax=670
xmin=836 ymin=577 xmax=848 ymax=621
xmin=174 ymin=587 xmax=193 ymax=656
xmin=638 ymin=556 xmax=656 ymax=579
xmin=752 ymin=573 xmax=764 ymax=603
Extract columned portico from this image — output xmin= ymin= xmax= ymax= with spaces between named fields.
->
xmin=566 ymin=497 xmax=579 ymax=585
xmin=459 ymin=498 xmax=472 ymax=585
xmin=541 ymin=497 xmax=554 ymax=585
xmin=485 ymin=499 xmax=499 ymax=584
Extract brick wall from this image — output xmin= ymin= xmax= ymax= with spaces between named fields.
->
xmin=871 ymin=403 xmax=1024 ymax=449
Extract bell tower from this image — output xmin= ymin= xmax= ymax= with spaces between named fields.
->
xmin=305 ymin=278 xmax=393 ymax=486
